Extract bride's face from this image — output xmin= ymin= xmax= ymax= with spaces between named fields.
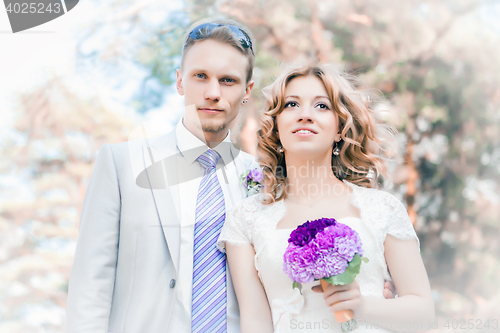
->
xmin=276 ymin=75 xmax=339 ymax=158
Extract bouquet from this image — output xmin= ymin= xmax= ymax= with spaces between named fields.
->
xmin=283 ymin=218 xmax=368 ymax=332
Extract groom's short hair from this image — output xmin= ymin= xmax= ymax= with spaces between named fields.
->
xmin=181 ymin=18 xmax=256 ymax=83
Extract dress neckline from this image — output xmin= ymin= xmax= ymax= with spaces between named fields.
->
xmin=274 ymin=216 xmax=362 ymax=231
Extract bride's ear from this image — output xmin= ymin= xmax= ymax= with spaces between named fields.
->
xmin=335 ymin=129 xmax=342 ymax=142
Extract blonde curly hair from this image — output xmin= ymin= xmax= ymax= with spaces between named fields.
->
xmin=257 ymin=63 xmax=396 ymax=204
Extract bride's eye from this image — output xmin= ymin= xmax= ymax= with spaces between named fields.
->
xmin=316 ymin=103 xmax=330 ymax=110
xmin=284 ymin=101 xmax=298 ymax=108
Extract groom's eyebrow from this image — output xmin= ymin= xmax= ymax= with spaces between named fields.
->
xmin=188 ymin=67 xmax=244 ymax=79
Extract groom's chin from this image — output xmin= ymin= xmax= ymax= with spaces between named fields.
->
xmin=201 ymin=121 xmax=227 ymax=134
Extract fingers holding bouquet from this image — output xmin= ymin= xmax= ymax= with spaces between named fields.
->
xmin=313 ymin=279 xmax=395 ymax=315
xmin=321 ymin=280 xmax=363 ymax=314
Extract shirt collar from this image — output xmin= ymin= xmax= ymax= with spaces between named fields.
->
xmin=175 ymin=119 xmax=233 ymax=165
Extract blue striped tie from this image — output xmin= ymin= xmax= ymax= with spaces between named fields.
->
xmin=191 ymin=149 xmax=227 ymax=333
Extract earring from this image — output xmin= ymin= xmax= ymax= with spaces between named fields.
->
xmin=242 ymin=100 xmax=248 ymax=104
xmin=278 ymin=146 xmax=284 ymax=153
xmin=333 ymin=141 xmax=340 ymax=156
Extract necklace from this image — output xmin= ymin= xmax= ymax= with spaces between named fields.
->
xmin=285 ymin=193 xmax=331 ymax=208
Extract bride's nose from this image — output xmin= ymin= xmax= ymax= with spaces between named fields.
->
xmin=297 ymin=105 xmax=314 ymax=122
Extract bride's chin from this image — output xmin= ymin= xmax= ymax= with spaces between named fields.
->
xmin=283 ymin=148 xmax=327 ymax=159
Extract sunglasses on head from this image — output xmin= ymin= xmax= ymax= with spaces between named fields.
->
xmin=186 ymin=23 xmax=254 ymax=54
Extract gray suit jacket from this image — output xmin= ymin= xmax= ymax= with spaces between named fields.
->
xmin=66 ymin=129 xmax=258 ymax=332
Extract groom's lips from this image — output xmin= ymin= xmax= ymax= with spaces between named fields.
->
xmin=199 ymin=108 xmax=224 ymax=114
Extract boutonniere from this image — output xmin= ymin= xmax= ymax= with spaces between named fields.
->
xmin=240 ymin=168 xmax=263 ymax=197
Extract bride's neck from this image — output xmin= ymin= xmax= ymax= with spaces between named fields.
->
xmin=284 ymin=153 xmax=343 ymax=198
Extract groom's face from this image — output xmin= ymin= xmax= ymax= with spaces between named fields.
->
xmin=176 ymin=39 xmax=253 ymax=136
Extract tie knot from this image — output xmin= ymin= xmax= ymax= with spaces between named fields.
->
xmin=197 ymin=149 xmax=221 ymax=170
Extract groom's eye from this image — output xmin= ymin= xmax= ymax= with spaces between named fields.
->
xmin=221 ymin=78 xmax=236 ymax=84
xmin=195 ymin=73 xmax=207 ymax=79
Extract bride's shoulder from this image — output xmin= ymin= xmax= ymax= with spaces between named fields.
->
xmin=230 ymin=193 xmax=277 ymax=217
xmin=344 ymin=180 xmax=404 ymax=210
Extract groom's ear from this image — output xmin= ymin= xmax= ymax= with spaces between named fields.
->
xmin=176 ymin=69 xmax=184 ymax=96
xmin=243 ymin=80 xmax=255 ymax=100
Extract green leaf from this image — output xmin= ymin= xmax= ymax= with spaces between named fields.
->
xmin=239 ymin=170 xmax=249 ymax=184
xmin=361 ymin=256 xmax=369 ymax=263
xmin=323 ymin=253 xmax=363 ymax=286
xmin=292 ymin=281 xmax=303 ymax=294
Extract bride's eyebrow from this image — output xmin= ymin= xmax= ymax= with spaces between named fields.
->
xmin=285 ymin=95 xmax=329 ymax=100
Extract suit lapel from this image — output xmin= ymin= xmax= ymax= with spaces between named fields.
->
xmin=228 ymin=145 xmax=249 ymax=201
xmin=141 ymin=133 xmax=181 ymax=273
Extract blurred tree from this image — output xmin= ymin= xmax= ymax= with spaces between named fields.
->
xmin=0 ymin=78 xmax=136 ymax=331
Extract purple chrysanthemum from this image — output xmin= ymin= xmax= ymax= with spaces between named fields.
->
xmin=288 ymin=218 xmax=337 ymax=247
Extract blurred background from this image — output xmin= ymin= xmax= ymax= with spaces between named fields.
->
xmin=1 ymin=0 xmax=500 ymax=332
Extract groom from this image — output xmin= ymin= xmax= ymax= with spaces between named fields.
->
xmin=66 ymin=17 xmax=396 ymax=333
xmin=66 ymin=19 xmax=258 ymax=332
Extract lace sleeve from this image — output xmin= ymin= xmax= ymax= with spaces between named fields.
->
xmin=217 ymin=195 xmax=261 ymax=253
xmin=384 ymin=193 xmax=421 ymax=250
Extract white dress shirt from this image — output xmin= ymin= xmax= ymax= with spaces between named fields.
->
xmin=168 ymin=120 xmax=244 ymax=332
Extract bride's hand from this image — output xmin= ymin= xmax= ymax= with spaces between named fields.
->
xmin=312 ymin=280 xmax=364 ymax=315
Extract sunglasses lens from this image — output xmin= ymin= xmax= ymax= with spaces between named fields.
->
xmin=187 ymin=23 xmax=253 ymax=53
xmin=189 ymin=23 xmax=218 ymax=40
xmin=227 ymin=26 xmax=251 ymax=49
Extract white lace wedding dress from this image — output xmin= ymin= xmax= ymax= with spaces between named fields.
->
xmin=217 ymin=181 xmax=420 ymax=333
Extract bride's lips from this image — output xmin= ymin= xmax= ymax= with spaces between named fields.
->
xmin=292 ymin=127 xmax=317 ymax=137
xmin=198 ymin=108 xmax=224 ymax=114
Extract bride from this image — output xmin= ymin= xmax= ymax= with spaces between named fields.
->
xmin=217 ymin=63 xmax=434 ymax=332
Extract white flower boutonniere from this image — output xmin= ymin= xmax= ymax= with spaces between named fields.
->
xmin=240 ymin=168 xmax=263 ymax=197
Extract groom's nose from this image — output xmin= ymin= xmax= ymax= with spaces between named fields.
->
xmin=205 ymin=78 xmax=221 ymax=102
